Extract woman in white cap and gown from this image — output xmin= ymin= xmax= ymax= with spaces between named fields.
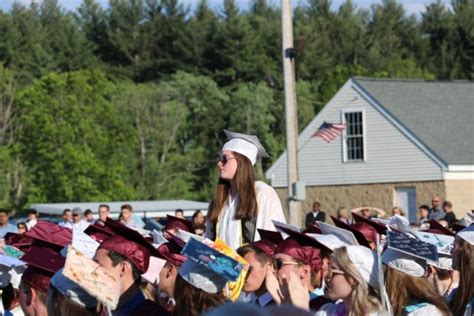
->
xmin=206 ymin=130 xmax=286 ymax=249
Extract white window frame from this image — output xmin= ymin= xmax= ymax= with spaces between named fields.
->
xmin=341 ymin=108 xmax=367 ymax=163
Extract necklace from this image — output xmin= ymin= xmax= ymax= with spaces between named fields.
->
xmin=440 ymin=278 xmax=454 ymax=296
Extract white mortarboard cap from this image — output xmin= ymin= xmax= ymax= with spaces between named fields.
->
xmin=317 ymin=221 xmax=359 ymax=246
xmin=345 ymin=246 xmax=379 ymax=290
xmin=306 ymin=233 xmax=348 ymax=251
xmin=382 ymin=248 xmax=426 ymax=277
xmin=50 ymin=268 xmax=98 ymax=308
xmin=457 ymin=225 xmax=474 ymax=246
xmin=222 ymin=130 xmax=269 ymax=165
xmin=179 ymin=259 xmax=228 ymax=294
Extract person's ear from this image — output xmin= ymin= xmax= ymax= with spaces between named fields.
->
xmin=166 ymin=264 xmax=175 ymax=278
xmin=26 ymin=287 xmax=34 ymax=306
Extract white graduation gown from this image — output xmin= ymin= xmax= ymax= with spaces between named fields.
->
xmin=208 ymin=181 xmax=286 ymax=249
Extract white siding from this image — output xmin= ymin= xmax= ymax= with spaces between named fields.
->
xmin=267 ymin=80 xmax=444 ymax=188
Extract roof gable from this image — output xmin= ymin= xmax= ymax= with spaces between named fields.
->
xmin=353 ymin=78 xmax=474 ymax=166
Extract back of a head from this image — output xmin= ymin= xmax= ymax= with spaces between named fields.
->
xmin=47 ymin=286 xmax=98 ymax=316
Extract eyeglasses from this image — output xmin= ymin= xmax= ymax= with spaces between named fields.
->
xmin=273 ymin=258 xmax=300 ymax=270
xmin=327 ymin=266 xmax=346 ymax=279
xmin=216 ymin=155 xmax=236 ymax=166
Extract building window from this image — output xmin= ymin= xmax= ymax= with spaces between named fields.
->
xmin=344 ymin=111 xmax=364 ymax=161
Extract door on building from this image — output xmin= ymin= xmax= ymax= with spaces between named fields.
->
xmin=395 ymin=188 xmax=417 ymax=223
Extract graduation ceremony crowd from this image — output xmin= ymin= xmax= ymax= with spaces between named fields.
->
xmin=0 ymin=130 xmax=472 ymax=316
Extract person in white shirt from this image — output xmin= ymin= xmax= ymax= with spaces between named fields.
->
xmin=26 ymin=209 xmax=38 ymax=230
xmin=205 ymin=130 xmax=286 ymax=249
xmin=71 ymin=207 xmax=90 ymax=231
xmin=58 ymin=209 xmax=73 ymax=229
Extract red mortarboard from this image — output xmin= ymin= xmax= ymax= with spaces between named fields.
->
xmin=352 ymin=223 xmax=378 ymax=243
xmin=99 ymin=218 xmax=160 ymax=273
xmin=164 ymin=215 xmax=195 ymax=234
xmin=428 ymin=220 xmax=454 ymax=236
xmin=452 ymin=223 xmax=466 ymax=234
xmin=352 ymin=212 xmax=388 ymax=235
xmin=274 ymin=237 xmax=322 ymax=272
xmin=331 ymin=216 xmax=372 ymax=248
xmin=84 ymin=223 xmax=115 ymax=243
xmin=156 ymin=238 xmax=186 ymax=267
xmin=4 ymin=232 xmax=34 ymax=253
xmin=302 ymin=223 xmax=322 ymax=235
xmin=251 ymin=229 xmax=283 ymax=257
xmin=25 ymin=220 xmax=72 ymax=247
xmin=21 ymin=240 xmax=65 ymax=293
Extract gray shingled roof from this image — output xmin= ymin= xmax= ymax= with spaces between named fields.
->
xmin=353 ymin=78 xmax=474 ymax=166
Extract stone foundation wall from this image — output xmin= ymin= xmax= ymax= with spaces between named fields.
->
xmin=275 ymin=181 xmax=446 ymax=227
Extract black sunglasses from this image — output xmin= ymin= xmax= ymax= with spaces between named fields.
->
xmin=216 ymin=155 xmax=236 ymax=166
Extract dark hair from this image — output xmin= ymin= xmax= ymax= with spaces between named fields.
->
xmin=419 ymin=205 xmax=430 ymax=211
xmin=237 ymin=244 xmax=271 ymax=265
xmin=443 ymin=201 xmax=452 ymax=208
xmin=0 ymin=208 xmax=9 ymax=215
xmin=98 ymin=204 xmax=109 ymax=211
xmin=121 ymin=204 xmax=132 ymax=212
xmin=173 ymin=275 xmax=226 ymax=316
xmin=63 ymin=209 xmax=71 ymax=215
xmin=175 ymin=209 xmax=184 ymax=215
xmin=28 ymin=209 xmax=38 ymax=216
xmin=17 ymin=221 xmax=28 ymax=231
xmin=313 ymin=202 xmax=320 ymax=207
xmin=84 ymin=209 xmax=93 ymax=216
xmin=107 ymin=251 xmax=140 ymax=282
xmin=450 ymin=238 xmax=474 ymax=315
xmin=192 ymin=210 xmax=202 ymax=221
xmin=208 ymin=152 xmax=258 ymax=221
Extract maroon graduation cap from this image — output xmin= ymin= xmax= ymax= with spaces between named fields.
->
xmin=352 ymin=212 xmax=387 ymax=235
xmin=25 ymin=220 xmax=72 ymax=247
xmin=428 ymin=220 xmax=455 ymax=237
xmin=274 ymin=231 xmax=323 ymax=272
xmin=273 ymin=222 xmax=332 ymax=254
xmin=330 ymin=216 xmax=372 ymax=248
xmin=20 ymin=239 xmax=66 ymax=293
xmin=4 ymin=232 xmax=34 ymax=253
xmin=302 ymin=223 xmax=322 ymax=235
xmin=164 ymin=215 xmax=195 ymax=234
xmin=99 ymin=218 xmax=160 ymax=273
xmin=84 ymin=223 xmax=115 ymax=243
xmin=156 ymin=238 xmax=186 ymax=267
xmin=249 ymin=229 xmax=284 ymax=257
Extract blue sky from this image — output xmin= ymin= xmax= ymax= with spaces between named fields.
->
xmin=0 ymin=0 xmax=452 ymax=16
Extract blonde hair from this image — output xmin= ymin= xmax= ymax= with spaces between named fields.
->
xmin=333 ymin=247 xmax=383 ymax=316
xmin=337 ymin=207 xmax=350 ymax=219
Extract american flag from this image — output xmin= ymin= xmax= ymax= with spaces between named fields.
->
xmin=312 ymin=121 xmax=346 ymax=143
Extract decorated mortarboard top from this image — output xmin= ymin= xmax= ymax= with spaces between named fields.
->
xmin=414 ymin=230 xmax=454 ymax=256
xmin=62 ymin=246 xmax=121 ymax=309
xmin=386 ymin=230 xmax=438 ymax=265
xmin=99 ymin=218 xmax=160 ymax=273
xmin=457 ymin=224 xmax=474 ymax=246
xmin=51 ymin=268 xmax=98 ymax=309
xmin=0 ymin=245 xmax=26 ymax=289
xmin=428 ymin=220 xmax=454 ymax=237
xmin=25 ymin=220 xmax=72 ymax=247
xmin=222 ymin=130 xmax=269 ymax=165
xmin=179 ymin=238 xmax=245 ymax=294
xmin=331 ymin=216 xmax=371 ymax=248
xmin=164 ymin=215 xmax=195 ymax=234
xmin=352 ymin=212 xmax=388 ymax=235
xmin=317 ymin=221 xmax=359 ymax=246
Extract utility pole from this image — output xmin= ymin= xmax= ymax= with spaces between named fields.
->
xmin=281 ymin=0 xmax=301 ymax=227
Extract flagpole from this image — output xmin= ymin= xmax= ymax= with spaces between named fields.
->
xmin=281 ymin=0 xmax=301 ymax=226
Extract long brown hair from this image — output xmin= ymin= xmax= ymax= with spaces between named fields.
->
xmin=384 ymin=266 xmax=451 ymax=316
xmin=333 ymin=247 xmax=383 ymax=316
xmin=450 ymin=238 xmax=474 ymax=315
xmin=207 ymin=152 xmax=258 ymax=222
xmin=172 ymin=275 xmax=226 ymax=316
